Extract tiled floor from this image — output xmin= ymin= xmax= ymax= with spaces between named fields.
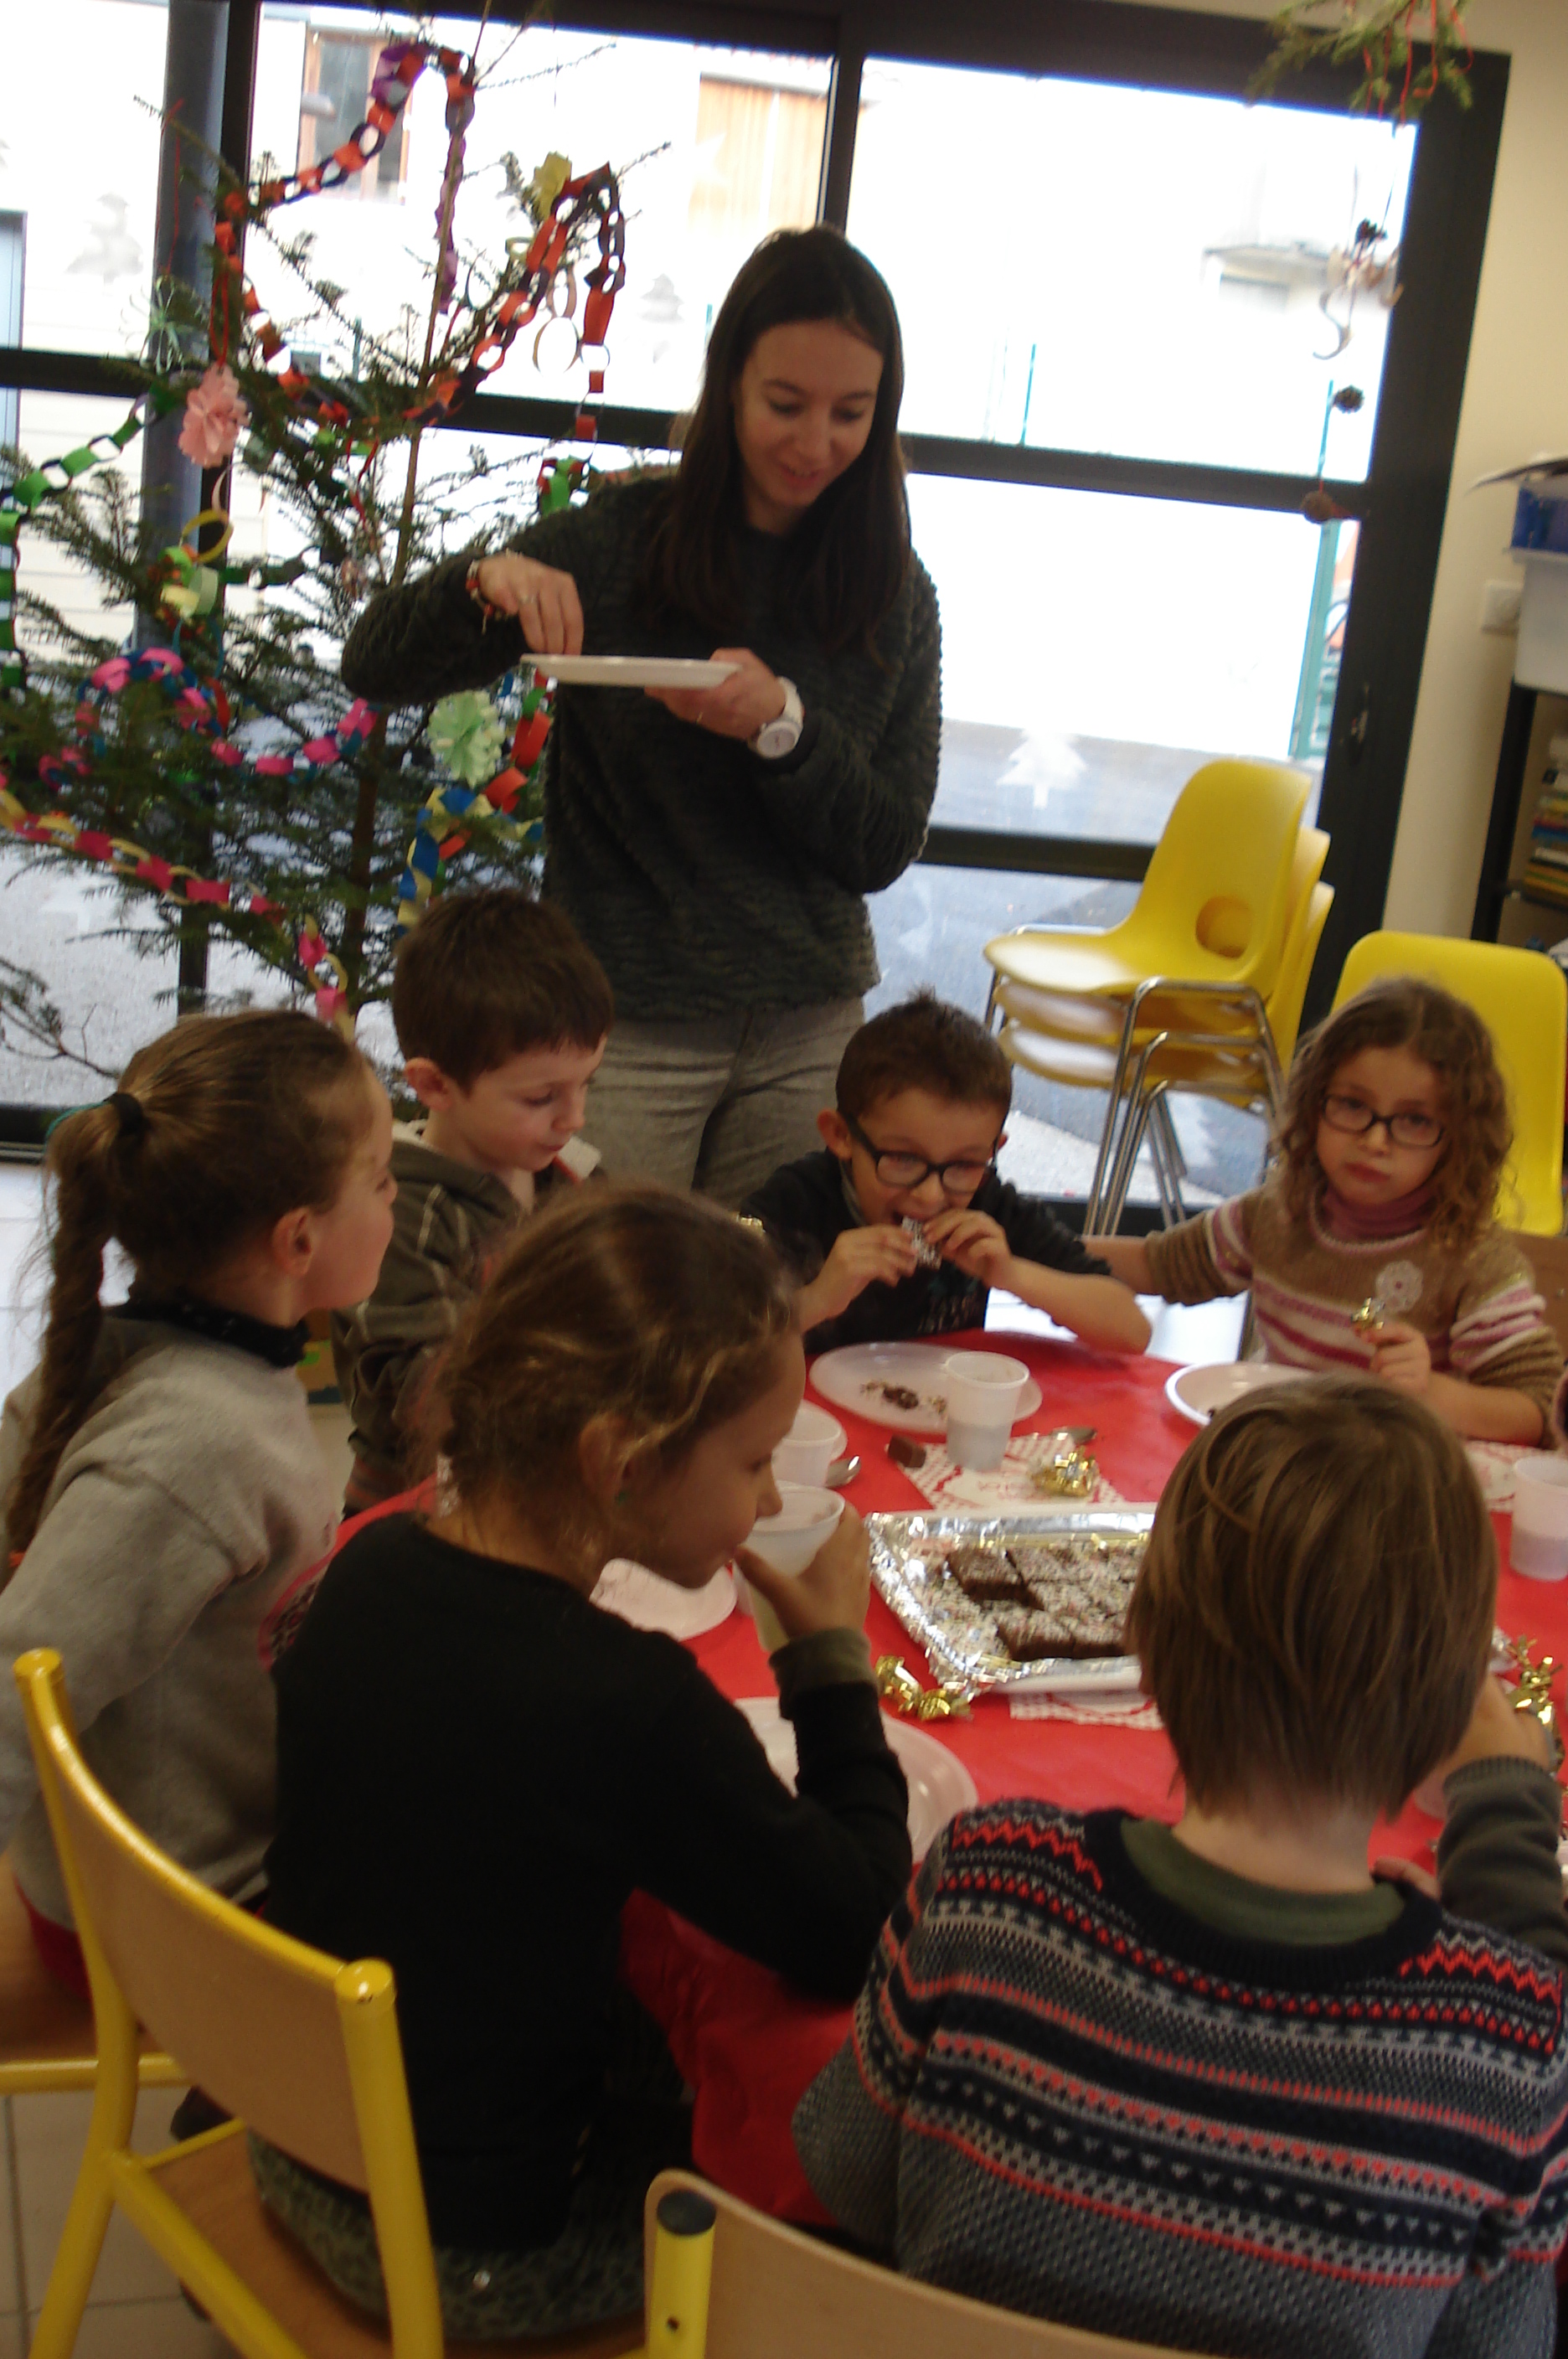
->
xmin=0 ymin=2086 xmax=235 ymax=2356
xmin=0 ymin=1152 xmax=1240 ymax=2352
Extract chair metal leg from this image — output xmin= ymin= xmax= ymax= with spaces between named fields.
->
xmin=1237 ymin=1293 xmax=1259 ymax=1361
xmin=1149 ymin=1116 xmax=1183 ymax=1231
xmin=1149 ymin=1094 xmax=1188 ymax=1227
xmin=1153 ymin=1092 xmax=1188 ymax=1185
xmin=1103 ymin=1092 xmax=1153 ymax=1233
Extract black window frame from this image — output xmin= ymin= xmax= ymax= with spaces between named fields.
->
xmin=0 ymin=0 xmax=1509 ymax=1145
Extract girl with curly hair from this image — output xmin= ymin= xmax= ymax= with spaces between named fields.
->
xmin=1090 ymin=977 xmax=1560 ymax=1442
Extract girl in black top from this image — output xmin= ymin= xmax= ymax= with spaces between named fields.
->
xmin=259 ymin=1187 xmax=910 ymax=2340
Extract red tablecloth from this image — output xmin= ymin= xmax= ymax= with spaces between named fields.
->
xmin=617 ymin=1328 xmax=1568 ymax=2225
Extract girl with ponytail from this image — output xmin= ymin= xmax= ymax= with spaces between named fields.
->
xmin=0 ymin=1010 xmax=395 ymax=1974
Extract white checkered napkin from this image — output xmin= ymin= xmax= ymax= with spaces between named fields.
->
xmin=1465 ymin=1441 xmax=1534 ymax=1509
xmin=900 ymin=1430 xmax=1127 ymax=1516
xmin=1010 ymin=1691 xmax=1163 ymax=1729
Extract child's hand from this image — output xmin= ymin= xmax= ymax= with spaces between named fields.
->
xmin=735 ymin=1505 xmax=870 ymax=1643
xmin=1369 ymin=1320 xmax=1432 ymax=1396
xmin=1439 ymin=1674 xmax=1556 ymax=1780
xmin=921 ymin=1207 xmax=1012 ymax=1285
xmin=801 ymin=1226 xmax=919 ymax=1324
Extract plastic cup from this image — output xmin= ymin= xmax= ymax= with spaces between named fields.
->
xmin=1511 ymin=1453 xmax=1568 ymax=1580
xmin=771 ymin=1404 xmax=847 ymax=1489
xmin=735 ymin=1484 xmax=845 ymax=1654
xmin=942 ymin=1350 xmax=1031 ymax=1473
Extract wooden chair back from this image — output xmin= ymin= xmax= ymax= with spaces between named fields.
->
xmin=642 ymin=2171 xmax=1204 ymax=2359
xmin=15 ymin=1646 xmax=449 ymax=2359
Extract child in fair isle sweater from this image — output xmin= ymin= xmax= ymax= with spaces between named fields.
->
xmin=796 ymin=1378 xmax=1568 ymax=2356
xmin=1090 ymin=977 xmax=1560 ymax=1442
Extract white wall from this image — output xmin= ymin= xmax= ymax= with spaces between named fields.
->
xmin=1103 ymin=0 xmax=1568 ymax=937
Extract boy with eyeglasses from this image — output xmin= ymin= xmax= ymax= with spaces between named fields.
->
xmin=741 ymin=993 xmax=1150 ymax=1355
xmin=1090 ymin=975 xmax=1560 ymax=1443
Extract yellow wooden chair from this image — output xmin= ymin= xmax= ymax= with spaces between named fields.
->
xmin=638 ymin=2168 xmax=1201 ymax=2359
xmin=13 ymin=1646 xmax=641 ymax=2359
xmin=1331 ymin=932 xmax=1566 ymax=1235
xmin=0 ymin=1851 xmax=178 ymax=2096
xmin=984 ymin=772 xmax=1314 ymax=1226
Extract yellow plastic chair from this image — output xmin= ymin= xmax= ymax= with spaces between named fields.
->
xmin=1091 ymin=877 xmax=1334 ymax=1230
xmin=1331 ymin=932 xmax=1566 ymax=1236
xmin=14 ymin=1647 xmax=642 ymax=2359
xmin=638 ymin=2168 xmax=1205 ymax=2359
xmin=984 ymin=770 xmax=1313 ymax=1224
xmin=994 ymin=828 xmax=1330 ymax=1231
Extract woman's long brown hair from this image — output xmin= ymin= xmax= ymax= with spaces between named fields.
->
xmin=6 ymin=1011 xmax=371 ymax=1556
xmin=641 ymin=225 xmax=910 ymax=656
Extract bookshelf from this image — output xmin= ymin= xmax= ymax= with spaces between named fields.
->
xmin=1471 ymin=681 xmax=1568 ymax=942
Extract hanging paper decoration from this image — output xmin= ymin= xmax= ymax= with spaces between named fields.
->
xmin=177 ymin=363 xmax=251 ymax=466
xmin=395 ymin=684 xmax=551 ymax=932
xmin=428 ymin=690 xmax=504 ymax=787
xmin=1 ymin=34 xmax=622 ymax=1022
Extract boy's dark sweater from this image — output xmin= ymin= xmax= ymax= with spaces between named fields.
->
xmin=264 ymin=1515 xmax=910 ymax=2251
xmin=743 ymin=1149 xmax=1110 ymax=1351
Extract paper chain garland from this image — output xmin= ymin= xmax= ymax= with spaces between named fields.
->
xmin=210 ymin=37 xmax=625 ymax=447
xmin=0 ymin=643 xmax=378 ymax=1020
xmin=2 ymin=41 xmax=619 ymax=1009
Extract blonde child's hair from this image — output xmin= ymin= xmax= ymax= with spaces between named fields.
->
xmin=431 ymin=1187 xmax=796 ymax=1556
xmin=1127 ymin=1376 xmax=1495 ymax=1814
xmin=6 ymin=1012 xmax=374 ymax=1556
xmin=1275 ymin=977 xmax=1509 ymax=1253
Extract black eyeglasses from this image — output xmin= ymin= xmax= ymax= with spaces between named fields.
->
xmin=1321 ymin=1092 xmax=1446 ymax=1151
xmin=842 ymin=1108 xmax=1000 ymax=1193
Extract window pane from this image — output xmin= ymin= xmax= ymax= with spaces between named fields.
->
xmin=10 ymin=390 xmax=142 ymax=651
xmin=851 ymin=60 xmax=1414 ymax=480
xmin=250 ymin=13 xmax=829 ymax=417
xmin=910 ymin=474 xmax=1335 ymax=839
xmin=0 ymin=0 xmax=166 ymax=357
xmin=867 ymin=864 xmax=1261 ymax=1205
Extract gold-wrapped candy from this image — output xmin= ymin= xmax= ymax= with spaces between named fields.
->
xmin=1352 ymin=1297 xmax=1386 ymax=1338
xmin=1030 ymin=1444 xmax=1098 ymax=1500
xmin=874 ymin=1654 xmax=972 ymax=1721
xmin=1506 ymin=1634 xmax=1564 ymax=1770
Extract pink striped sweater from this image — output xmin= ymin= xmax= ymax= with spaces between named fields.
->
xmin=1144 ymin=1177 xmax=1561 ymax=1426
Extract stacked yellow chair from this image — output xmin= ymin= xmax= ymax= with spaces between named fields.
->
xmin=13 ymin=1644 xmax=1210 ymax=2359
xmin=984 ymin=761 xmax=1317 ymax=1231
xmin=1331 ymin=932 xmax=1565 ymax=1236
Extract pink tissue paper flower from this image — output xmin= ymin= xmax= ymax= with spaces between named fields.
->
xmin=178 ymin=365 xmax=250 ymax=467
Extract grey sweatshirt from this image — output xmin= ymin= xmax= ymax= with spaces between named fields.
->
xmin=0 ymin=1316 xmax=337 ymax=1925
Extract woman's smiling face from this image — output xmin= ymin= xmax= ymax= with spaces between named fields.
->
xmin=731 ymin=319 xmax=885 ymax=534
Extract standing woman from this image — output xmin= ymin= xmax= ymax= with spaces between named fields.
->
xmin=343 ymin=227 xmax=941 ymax=1203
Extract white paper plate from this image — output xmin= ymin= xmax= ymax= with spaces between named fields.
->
xmin=1164 ymin=1360 xmax=1314 ymax=1427
xmin=736 ymin=1696 xmax=977 ymax=1861
xmin=591 ymin=1559 xmax=735 ymax=1639
xmin=535 ymin=655 xmax=740 ymax=689
xmin=812 ymin=1342 xmax=1043 ymax=1436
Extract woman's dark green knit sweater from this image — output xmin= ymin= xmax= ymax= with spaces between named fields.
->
xmin=340 ymin=475 xmax=942 ymax=1019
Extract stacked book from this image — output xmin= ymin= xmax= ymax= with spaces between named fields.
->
xmin=1524 ymin=736 xmax=1568 ymax=908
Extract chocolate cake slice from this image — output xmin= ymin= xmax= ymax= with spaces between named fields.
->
xmin=944 ymin=1543 xmax=1035 ymax=1606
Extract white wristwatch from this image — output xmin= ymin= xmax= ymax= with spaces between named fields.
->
xmin=750 ymin=678 xmax=804 ymax=760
